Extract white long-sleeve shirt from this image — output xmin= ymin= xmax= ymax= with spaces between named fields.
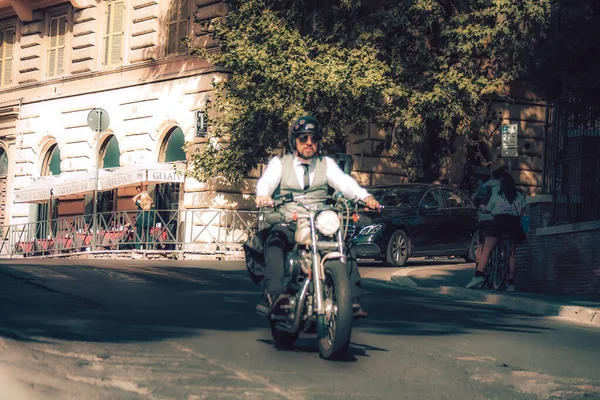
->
xmin=256 ymin=155 xmax=371 ymax=201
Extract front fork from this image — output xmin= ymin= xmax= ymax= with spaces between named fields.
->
xmin=308 ymin=213 xmax=325 ymax=316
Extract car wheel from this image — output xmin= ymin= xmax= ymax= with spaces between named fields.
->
xmin=383 ymin=229 xmax=410 ymax=267
xmin=465 ymin=230 xmax=480 ymax=263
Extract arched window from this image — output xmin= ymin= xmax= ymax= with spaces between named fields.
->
xmin=0 ymin=147 xmax=8 ymax=176
xmin=100 ymin=135 xmax=120 ymax=168
xmin=161 ymin=126 xmax=186 ymax=162
xmin=97 ymin=135 xmax=121 ymax=213
xmin=41 ymin=144 xmax=61 ymax=176
xmin=156 ymin=126 xmax=185 ymax=225
xmin=38 ymin=144 xmax=61 ymax=238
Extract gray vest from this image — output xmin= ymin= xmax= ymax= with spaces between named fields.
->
xmin=274 ymin=154 xmax=329 ymax=217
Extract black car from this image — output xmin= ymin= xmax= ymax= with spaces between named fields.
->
xmin=350 ymin=183 xmax=478 ymax=266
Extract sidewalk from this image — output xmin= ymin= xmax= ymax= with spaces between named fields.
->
xmin=362 ymin=258 xmax=600 ymax=327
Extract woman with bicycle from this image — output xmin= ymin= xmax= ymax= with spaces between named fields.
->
xmin=466 ymin=173 xmax=527 ymax=291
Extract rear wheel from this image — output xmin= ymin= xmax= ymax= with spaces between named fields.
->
xmin=383 ymin=230 xmax=410 ymax=267
xmin=317 ymin=260 xmax=352 ymax=360
xmin=491 ymin=239 xmax=510 ymax=290
xmin=492 ymin=240 xmax=512 ymax=290
xmin=486 ymin=245 xmax=498 ymax=289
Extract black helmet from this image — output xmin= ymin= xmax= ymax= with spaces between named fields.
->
xmin=289 ymin=115 xmax=323 ymax=152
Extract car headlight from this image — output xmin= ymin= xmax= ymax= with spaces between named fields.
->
xmin=316 ymin=210 xmax=340 ymax=237
xmin=358 ymin=223 xmax=384 ymax=236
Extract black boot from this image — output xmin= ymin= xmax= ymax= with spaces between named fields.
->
xmin=265 ymin=290 xmax=290 ymax=315
xmin=352 ymin=297 xmax=368 ymax=319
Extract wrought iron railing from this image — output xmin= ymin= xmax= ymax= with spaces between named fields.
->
xmin=543 ymin=100 xmax=600 ymax=224
xmin=0 ymin=209 xmax=259 ymax=258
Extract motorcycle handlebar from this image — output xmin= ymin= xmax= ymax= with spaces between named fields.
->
xmin=259 ymin=193 xmax=382 ymax=211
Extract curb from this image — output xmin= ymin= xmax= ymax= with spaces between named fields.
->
xmin=390 ymin=275 xmax=600 ymax=326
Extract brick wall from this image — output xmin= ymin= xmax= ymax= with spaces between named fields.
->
xmin=516 ymin=200 xmax=600 ymax=296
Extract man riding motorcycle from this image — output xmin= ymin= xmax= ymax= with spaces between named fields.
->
xmin=255 ymin=115 xmax=380 ymax=318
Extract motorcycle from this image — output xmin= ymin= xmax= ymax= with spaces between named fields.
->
xmin=255 ymin=192 xmax=369 ymax=360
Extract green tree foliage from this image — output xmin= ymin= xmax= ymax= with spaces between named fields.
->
xmin=189 ymin=0 xmax=551 ymax=184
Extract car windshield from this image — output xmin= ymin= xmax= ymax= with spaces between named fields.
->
xmin=370 ymin=187 xmax=421 ymax=208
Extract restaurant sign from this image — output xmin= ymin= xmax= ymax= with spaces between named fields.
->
xmin=149 ymin=169 xmax=185 ymax=183
xmin=99 ymin=163 xmax=185 ymax=191
xmin=54 ymin=180 xmax=95 ymax=197
xmin=14 ymin=188 xmax=52 ymax=203
xmin=13 ymin=176 xmax=58 ymax=203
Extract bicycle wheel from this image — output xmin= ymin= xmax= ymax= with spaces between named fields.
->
xmin=492 ymin=238 xmax=510 ymax=291
xmin=486 ymin=245 xmax=498 ymax=289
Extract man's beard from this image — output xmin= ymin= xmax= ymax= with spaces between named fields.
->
xmin=297 ymin=147 xmax=318 ymax=160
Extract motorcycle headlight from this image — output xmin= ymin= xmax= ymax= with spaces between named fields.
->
xmin=316 ymin=210 xmax=340 ymax=237
xmin=358 ymin=223 xmax=384 ymax=236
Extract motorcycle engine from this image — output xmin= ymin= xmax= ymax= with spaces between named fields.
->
xmin=285 ymin=251 xmax=312 ymax=286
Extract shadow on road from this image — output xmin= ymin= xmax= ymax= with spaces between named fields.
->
xmin=0 ymin=263 xmax=550 ymax=355
xmin=358 ymin=278 xmax=551 ymax=336
xmin=256 ymin=338 xmax=389 ymax=362
xmin=359 ymin=257 xmax=469 ymax=268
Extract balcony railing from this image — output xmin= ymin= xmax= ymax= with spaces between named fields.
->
xmin=0 ymin=209 xmax=259 ymax=258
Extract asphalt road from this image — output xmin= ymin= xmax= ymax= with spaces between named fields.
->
xmin=0 ymin=259 xmax=598 ymax=400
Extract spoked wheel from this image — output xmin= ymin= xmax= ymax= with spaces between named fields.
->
xmin=384 ymin=230 xmax=410 ymax=267
xmin=491 ymin=239 xmax=510 ymax=291
xmin=317 ymin=260 xmax=352 ymax=360
xmin=486 ymin=245 xmax=498 ymax=289
xmin=270 ymin=321 xmax=299 ymax=349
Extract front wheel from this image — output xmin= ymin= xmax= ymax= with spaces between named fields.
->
xmin=465 ymin=230 xmax=480 ymax=263
xmin=317 ymin=260 xmax=353 ymax=360
xmin=383 ymin=229 xmax=410 ymax=267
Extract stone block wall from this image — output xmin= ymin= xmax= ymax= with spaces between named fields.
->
xmin=516 ymin=196 xmax=600 ymax=296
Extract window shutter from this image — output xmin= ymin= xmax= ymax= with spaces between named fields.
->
xmin=0 ymin=27 xmax=16 ymax=87
xmin=111 ymin=2 xmax=124 ymax=63
xmin=48 ymin=18 xmax=58 ymax=76
xmin=168 ymin=0 xmax=178 ymax=23
xmin=104 ymin=1 xmax=124 ymax=66
xmin=178 ymin=19 xmax=189 ymax=54
xmin=167 ymin=1 xmax=178 ymax=55
xmin=48 ymin=15 xmax=67 ymax=77
xmin=57 ymin=16 xmax=66 ymax=75
xmin=3 ymin=28 xmax=14 ymax=85
xmin=104 ymin=4 xmax=112 ymax=65
xmin=167 ymin=0 xmax=190 ymax=56
xmin=178 ymin=0 xmax=190 ymax=52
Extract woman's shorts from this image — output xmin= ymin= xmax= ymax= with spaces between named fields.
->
xmin=488 ymin=214 xmax=527 ymax=244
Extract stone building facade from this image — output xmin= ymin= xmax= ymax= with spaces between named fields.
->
xmin=0 ymin=0 xmax=235 ymax=231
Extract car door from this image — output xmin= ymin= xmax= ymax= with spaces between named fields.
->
xmin=411 ymin=188 xmax=445 ymax=254
xmin=440 ymin=187 xmax=477 ymax=251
